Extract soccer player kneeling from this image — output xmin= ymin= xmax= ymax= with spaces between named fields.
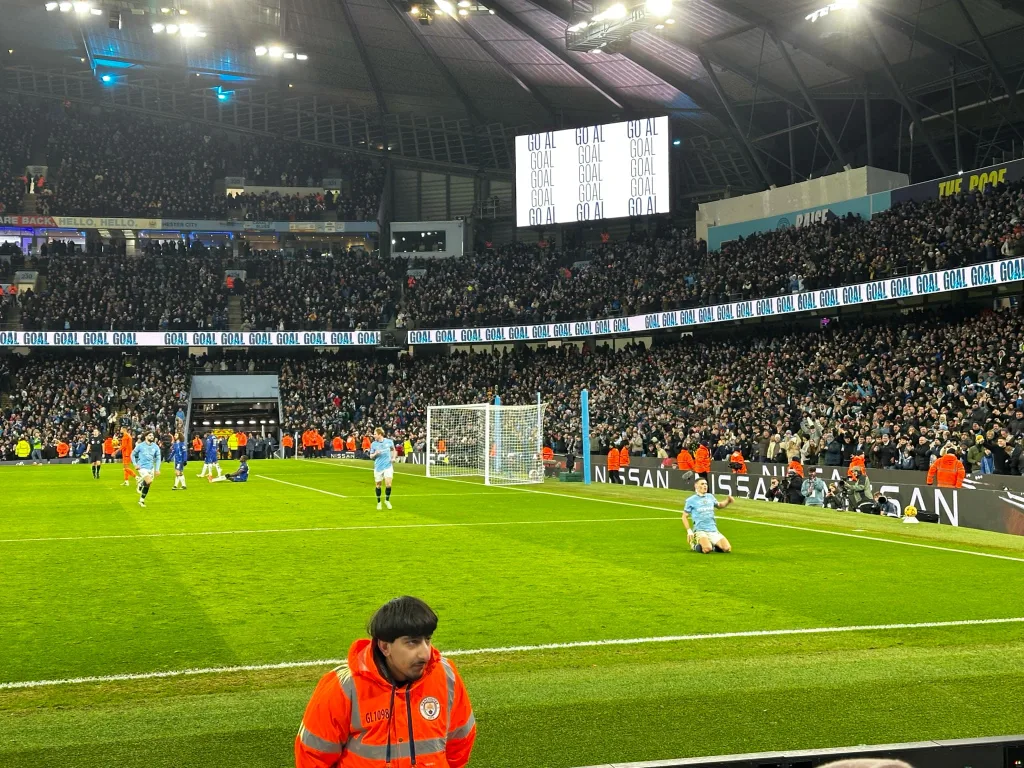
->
xmin=683 ymin=478 xmax=735 ymax=553
xmin=369 ymin=426 xmax=395 ymax=511
xmin=209 ymin=455 xmax=249 ymax=483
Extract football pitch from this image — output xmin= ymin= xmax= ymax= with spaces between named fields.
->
xmin=3 ymin=459 xmax=1024 ymax=768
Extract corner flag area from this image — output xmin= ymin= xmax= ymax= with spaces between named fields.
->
xmin=3 ymin=460 xmax=1024 ymax=767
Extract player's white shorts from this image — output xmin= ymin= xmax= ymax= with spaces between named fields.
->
xmin=693 ymin=530 xmax=725 ymax=547
xmin=137 ymin=468 xmax=155 ymax=483
xmin=374 ymin=467 xmax=394 ymax=483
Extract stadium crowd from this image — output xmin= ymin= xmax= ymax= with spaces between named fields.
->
xmin=239 ymin=249 xmax=402 ymax=331
xmin=5 ymin=305 xmax=1024 ymax=481
xmin=0 ymin=102 xmax=39 ymax=216
xmin=405 ymin=178 xmax=1024 ymax=328
xmin=19 ymin=240 xmax=230 ymax=331
xmin=273 ymin=305 xmax=1024 ymax=480
xmin=28 ymin=105 xmax=383 ymax=220
xmin=0 ymin=353 xmax=189 ymax=461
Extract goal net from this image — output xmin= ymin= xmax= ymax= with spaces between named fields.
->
xmin=426 ymin=402 xmax=547 ymax=485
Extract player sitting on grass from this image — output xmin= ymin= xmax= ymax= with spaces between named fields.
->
xmin=369 ymin=426 xmax=395 ymax=510
xmin=683 ymin=478 xmax=735 ymax=553
xmin=209 ymin=455 xmax=249 ymax=483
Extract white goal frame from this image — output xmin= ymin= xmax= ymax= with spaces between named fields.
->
xmin=426 ymin=401 xmax=546 ymax=485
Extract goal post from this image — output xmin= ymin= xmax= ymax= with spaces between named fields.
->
xmin=426 ymin=401 xmax=547 ymax=485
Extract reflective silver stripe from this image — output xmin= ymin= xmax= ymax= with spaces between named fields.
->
xmin=441 ymin=657 xmax=456 ymax=733
xmin=334 ymin=663 xmax=361 ymax=734
xmin=346 ymin=737 xmax=447 ymax=761
xmin=447 ymin=712 xmax=476 ymax=741
xmin=299 ymin=724 xmax=343 ymax=754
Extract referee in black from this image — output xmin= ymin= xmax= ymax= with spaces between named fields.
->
xmin=88 ymin=428 xmax=104 ymax=479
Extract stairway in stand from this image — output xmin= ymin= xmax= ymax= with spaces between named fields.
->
xmin=20 ymin=193 xmax=37 ymax=215
xmin=228 ymin=295 xmax=243 ymax=329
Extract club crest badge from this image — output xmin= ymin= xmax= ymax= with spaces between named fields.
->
xmin=419 ymin=696 xmax=441 ymax=721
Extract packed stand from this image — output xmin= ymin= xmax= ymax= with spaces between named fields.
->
xmin=405 ymin=180 xmax=1024 ymax=329
xmin=39 ymin=105 xmax=383 ymax=220
xmin=269 ymin=305 xmax=1024 ymax=479
xmin=19 ymin=239 xmax=229 ymax=331
xmin=0 ymin=353 xmax=190 ymax=461
xmin=239 ymin=248 xmax=402 ymax=331
xmin=0 ymin=102 xmax=40 ymax=216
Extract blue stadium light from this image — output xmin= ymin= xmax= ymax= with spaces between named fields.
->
xmin=217 ymin=92 xmax=228 ymax=100
xmin=672 ymin=139 xmax=681 ymax=146
xmin=100 ymin=74 xmax=112 ymax=83
xmin=214 ymin=86 xmax=234 ymax=102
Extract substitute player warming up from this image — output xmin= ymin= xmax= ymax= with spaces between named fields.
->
xmin=369 ymin=427 xmax=396 ymax=511
xmin=132 ymin=432 xmax=162 ymax=508
xmin=683 ymin=478 xmax=735 ymax=553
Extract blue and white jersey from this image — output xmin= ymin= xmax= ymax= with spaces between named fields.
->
xmin=232 ymin=461 xmax=250 ymax=482
xmin=171 ymin=440 xmax=187 ymax=466
xmin=204 ymin=435 xmax=218 ymax=463
xmin=371 ymin=438 xmax=395 ymax=473
xmin=684 ymin=492 xmax=719 ymax=533
xmin=131 ymin=441 xmax=162 ymax=472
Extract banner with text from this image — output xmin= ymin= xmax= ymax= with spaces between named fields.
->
xmin=0 ymin=215 xmax=379 ymax=234
xmin=408 ymin=256 xmax=1024 ymax=345
xmin=0 ymin=330 xmax=381 ymax=347
xmin=890 ymin=158 xmax=1024 ymax=205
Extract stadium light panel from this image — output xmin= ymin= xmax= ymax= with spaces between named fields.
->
xmin=435 ymin=0 xmax=454 ymax=16
xmin=72 ymin=1 xmax=90 ymax=13
xmin=296 ymin=53 xmax=308 ymax=60
xmin=152 ymin=22 xmax=164 ymax=32
xmin=100 ymin=74 xmax=112 ymax=82
xmin=166 ymin=23 xmax=178 ymax=33
xmin=283 ymin=52 xmax=295 ymax=58
xmin=268 ymin=46 xmax=283 ymax=57
xmin=178 ymin=8 xmax=187 ymax=13
xmin=90 ymin=6 xmax=102 ymax=14
xmin=458 ymin=8 xmax=468 ymax=15
xmin=45 ymin=2 xmax=58 ymax=10
xmin=254 ymin=45 xmax=267 ymax=55
xmin=665 ymin=17 xmax=674 ymax=23
xmin=644 ymin=0 xmax=671 ymax=17
xmin=58 ymin=2 xmax=72 ymax=11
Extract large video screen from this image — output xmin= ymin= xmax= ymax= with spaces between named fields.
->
xmin=515 ymin=116 xmax=670 ymax=227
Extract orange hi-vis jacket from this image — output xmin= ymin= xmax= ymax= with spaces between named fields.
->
xmin=333 ymin=437 xmax=344 ymax=452
xmin=677 ymin=450 xmax=694 ymax=471
xmin=237 ymin=432 xmax=248 ymax=448
xmin=541 ymin=446 xmax=554 ymax=461
xmin=694 ymin=446 xmax=711 ymax=474
xmin=788 ymin=459 xmax=805 ymax=478
xmin=848 ymin=454 xmax=866 ymax=479
xmin=347 ymin=436 xmax=357 ymax=452
xmin=103 ymin=437 xmax=115 ymax=456
xmin=361 ymin=435 xmax=372 ymax=452
xmin=729 ymin=451 xmax=747 ymax=474
xmin=283 ymin=434 xmax=295 ymax=449
xmin=121 ymin=433 xmax=134 ymax=463
xmin=56 ymin=441 xmax=70 ymax=457
xmin=607 ymin=447 xmax=620 ymax=471
xmin=927 ymin=454 xmax=966 ymax=488
xmin=619 ymin=446 xmax=630 ymax=467
xmin=192 ymin=436 xmax=203 ymax=453
xmin=296 ymin=639 xmax=476 ymax=768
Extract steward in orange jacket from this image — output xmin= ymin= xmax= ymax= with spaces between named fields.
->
xmin=283 ymin=434 xmax=295 ymax=450
xmin=927 ymin=452 xmax=966 ymax=488
xmin=619 ymin=445 xmax=630 ymax=468
xmin=788 ymin=459 xmax=804 ymax=478
xmin=56 ymin=441 xmax=70 ymax=457
xmin=541 ymin=446 xmax=554 ymax=461
xmin=677 ymin=449 xmax=694 ymax=472
xmin=607 ymin=445 xmax=621 ymax=483
xmin=103 ymin=436 xmax=114 ymax=458
xmin=847 ymin=454 xmax=866 ymax=480
xmin=296 ymin=597 xmax=476 ymax=768
xmin=332 ymin=436 xmax=344 ymax=452
xmin=346 ymin=435 xmax=357 ymax=452
xmin=694 ymin=445 xmax=711 ymax=476
xmin=728 ymin=450 xmax=747 ymax=474
xmin=361 ymin=435 xmax=372 ymax=453
xmin=192 ymin=435 xmax=203 ymax=457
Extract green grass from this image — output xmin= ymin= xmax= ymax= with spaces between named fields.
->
xmin=2 ymin=459 xmax=1024 ymax=768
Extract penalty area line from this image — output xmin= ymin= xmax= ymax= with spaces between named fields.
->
xmin=4 ymin=616 xmax=1023 ymax=690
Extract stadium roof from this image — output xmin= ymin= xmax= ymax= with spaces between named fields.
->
xmin=3 ymin=0 xmax=1024 ymax=188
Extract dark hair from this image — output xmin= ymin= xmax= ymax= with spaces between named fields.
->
xmin=369 ymin=596 xmax=438 ymax=642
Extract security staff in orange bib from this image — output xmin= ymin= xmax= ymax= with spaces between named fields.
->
xmin=296 ymin=596 xmax=476 ymax=768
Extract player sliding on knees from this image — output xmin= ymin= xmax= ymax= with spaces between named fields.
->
xmin=683 ymin=478 xmax=735 ymax=553
xmin=131 ymin=431 xmax=161 ymax=508
xmin=369 ymin=426 xmax=396 ymax=511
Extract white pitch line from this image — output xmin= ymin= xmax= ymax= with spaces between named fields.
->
xmin=4 ymin=616 xmax=1023 ymax=691
xmin=0 ymin=516 xmax=676 ymax=544
xmin=311 ymin=460 xmax=1024 ymax=564
xmin=256 ymin=474 xmax=347 ymax=498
